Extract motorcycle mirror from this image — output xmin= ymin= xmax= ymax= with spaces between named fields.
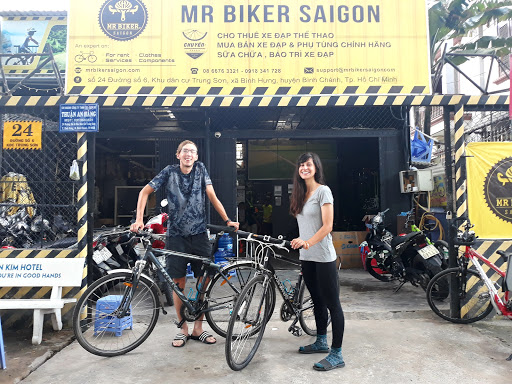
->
xmin=160 ymin=199 xmax=168 ymax=208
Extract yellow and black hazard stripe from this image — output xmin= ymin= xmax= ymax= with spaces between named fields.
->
xmin=473 ymin=240 xmax=511 ymax=282
xmin=0 ymin=94 xmax=509 ymax=108
xmin=2 ymin=16 xmax=66 ymax=21
xmin=68 ymin=84 xmax=429 ymax=97
xmin=453 ymin=104 xmax=468 ymax=220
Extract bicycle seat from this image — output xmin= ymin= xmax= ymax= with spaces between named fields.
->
xmin=497 ymin=250 xmax=512 ymax=260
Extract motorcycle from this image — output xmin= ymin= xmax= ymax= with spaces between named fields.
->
xmin=360 ymin=209 xmax=447 ymax=291
xmin=91 ymin=228 xmax=138 ymax=282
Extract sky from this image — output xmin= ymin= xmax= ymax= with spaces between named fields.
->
xmin=0 ymin=0 xmax=68 ymax=12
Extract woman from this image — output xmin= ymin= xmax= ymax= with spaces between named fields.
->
xmin=290 ymin=152 xmax=345 ymax=371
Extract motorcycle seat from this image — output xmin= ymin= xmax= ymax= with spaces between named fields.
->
xmin=391 ymin=232 xmax=421 ymax=248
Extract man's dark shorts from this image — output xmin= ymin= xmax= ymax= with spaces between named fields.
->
xmin=166 ymin=232 xmax=212 ymax=279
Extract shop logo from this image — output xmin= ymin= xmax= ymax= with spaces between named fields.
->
xmin=99 ymin=0 xmax=148 ymax=41
xmin=182 ymin=29 xmax=207 ymax=59
xmin=484 ymin=156 xmax=512 ymax=223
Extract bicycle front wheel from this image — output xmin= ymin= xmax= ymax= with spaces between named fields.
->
xmin=225 ymin=274 xmax=273 ymax=371
xmin=298 ymin=280 xmax=331 ymax=336
xmin=206 ymin=262 xmax=275 ymax=338
xmin=72 ymin=271 xmax=160 ymax=356
xmin=426 ymin=268 xmax=494 ymax=324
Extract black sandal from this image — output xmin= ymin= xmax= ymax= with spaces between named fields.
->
xmin=172 ymin=333 xmax=189 ymax=348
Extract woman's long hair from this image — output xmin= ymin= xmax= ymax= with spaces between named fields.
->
xmin=289 ymin=152 xmax=326 ymax=217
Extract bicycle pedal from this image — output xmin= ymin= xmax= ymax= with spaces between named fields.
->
xmin=288 ymin=325 xmax=302 ymax=337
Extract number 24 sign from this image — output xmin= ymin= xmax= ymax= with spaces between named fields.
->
xmin=3 ymin=121 xmax=42 ymax=150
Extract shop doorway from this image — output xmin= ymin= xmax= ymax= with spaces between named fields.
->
xmin=236 ymin=138 xmax=380 ymax=238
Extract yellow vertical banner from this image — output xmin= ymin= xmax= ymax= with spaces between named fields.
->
xmin=66 ymin=0 xmax=431 ymax=96
xmin=466 ymin=142 xmax=512 ymax=239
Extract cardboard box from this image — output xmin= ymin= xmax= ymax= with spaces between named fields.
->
xmin=331 ymin=231 xmax=367 ymax=269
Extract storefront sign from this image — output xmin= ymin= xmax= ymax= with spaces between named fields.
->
xmin=59 ymin=104 xmax=99 ymax=132
xmin=66 ymin=0 xmax=431 ymax=96
xmin=466 ymin=142 xmax=512 ymax=239
xmin=0 ymin=258 xmax=85 ymax=286
xmin=2 ymin=121 xmax=42 ymax=150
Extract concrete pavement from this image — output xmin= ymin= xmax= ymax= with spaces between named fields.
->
xmin=4 ymin=269 xmax=512 ymax=383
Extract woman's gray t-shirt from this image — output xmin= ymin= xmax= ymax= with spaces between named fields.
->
xmin=296 ymin=185 xmax=337 ymax=263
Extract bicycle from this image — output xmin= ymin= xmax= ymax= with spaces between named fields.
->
xmin=5 ymin=45 xmax=38 ymax=65
xmin=224 ymin=232 xmax=329 ymax=371
xmin=72 ymin=224 xmax=262 ymax=357
xmin=426 ymin=217 xmax=512 ymax=326
xmin=74 ymin=51 xmax=97 ymax=63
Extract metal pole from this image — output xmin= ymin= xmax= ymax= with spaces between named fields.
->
xmin=443 ymin=106 xmax=459 ymax=317
xmin=205 ymin=111 xmax=211 ymax=224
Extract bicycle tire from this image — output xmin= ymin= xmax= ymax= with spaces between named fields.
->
xmin=73 ymin=271 xmax=160 ymax=357
xmin=225 ymin=274 xmax=272 ymax=371
xmin=162 ymin=281 xmax=174 ymax=306
xmin=426 ymin=267 xmax=494 ymax=324
xmin=5 ymin=56 xmax=25 ymax=65
xmin=74 ymin=54 xmax=84 ymax=63
xmin=298 ymin=280 xmax=331 ymax=336
xmin=206 ymin=261 xmax=275 ymax=338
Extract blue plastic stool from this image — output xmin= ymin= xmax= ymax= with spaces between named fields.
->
xmin=0 ymin=316 xmax=6 ymax=369
xmin=94 ymin=295 xmax=133 ymax=337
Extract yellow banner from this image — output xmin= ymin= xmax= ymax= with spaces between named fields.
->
xmin=466 ymin=142 xmax=512 ymax=239
xmin=66 ymin=0 xmax=431 ymax=96
xmin=2 ymin=121 xmax=42 ymax=150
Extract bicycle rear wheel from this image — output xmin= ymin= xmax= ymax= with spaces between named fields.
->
xmin=426 ymin=267 xmax=494 ymax=324
xmin=298 ymin=280 xmax=331 ymax=336
xmin=225 ymin=274 xmax=273 ymax=371
xmin=5 ymin=56 xmax=25 ymax=65
xmin=72 ymin=271 xmax=160 ymax=356
xmin=206 ymin=262 xmax=275 ymax=338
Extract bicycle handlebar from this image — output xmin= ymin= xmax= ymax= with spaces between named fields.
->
xmin=206 ymin=224 xmax=292 ymax=249
xmin=450 ymin=216 xmax=477 ymax=246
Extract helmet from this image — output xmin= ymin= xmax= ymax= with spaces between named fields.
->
xmin=27 ymin=27 xmax=36 ymax=33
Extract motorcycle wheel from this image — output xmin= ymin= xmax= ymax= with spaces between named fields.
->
xmin=365 ymin=256 xmax=394 ymax=282
xmin=434 ymin=240 xmax=449 ymax=268
xmin=413 ymin=255 xmax=444 ymax=291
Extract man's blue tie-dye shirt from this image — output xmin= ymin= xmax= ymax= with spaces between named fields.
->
xmin=148 ymin=161 xmax=212 ymax=237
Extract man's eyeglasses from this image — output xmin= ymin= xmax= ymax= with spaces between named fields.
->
xmin=181 ymin=149 xmax=197 ymax=154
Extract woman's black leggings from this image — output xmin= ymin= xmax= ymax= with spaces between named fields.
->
xmin=301 ymin=260 xmax=345 ymax=349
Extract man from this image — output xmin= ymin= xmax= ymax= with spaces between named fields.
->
xmin=21 ymin=28 xmax=38 ymax=53
xmin=130 ymin=140 xmax=238 ymax=347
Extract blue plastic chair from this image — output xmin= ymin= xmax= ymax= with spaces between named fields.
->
xmin=0 ymin=316 xmax=6 ymax=369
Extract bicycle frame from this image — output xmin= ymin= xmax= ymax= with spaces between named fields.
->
xmin=117 ymin=237 xmax=245 ymax=321
xmin=464 ymin=247 xmax=512 ymax=319
xmin=249 ymin=244 xmax=312 ymax=335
